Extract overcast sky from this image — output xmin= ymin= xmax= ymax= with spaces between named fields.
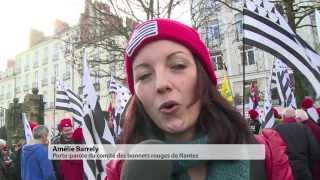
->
xmin=0 ymin=0 xmax=84 ymax=71
xmin=0 ymin=0 xmax=190 ymax=71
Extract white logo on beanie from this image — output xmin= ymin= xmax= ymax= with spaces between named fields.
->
xmin=126 ymin=21 xmax=158 ymax=57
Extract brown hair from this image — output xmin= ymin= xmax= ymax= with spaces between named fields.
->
xmin=120 ymin=59 xmax=252 ymax=144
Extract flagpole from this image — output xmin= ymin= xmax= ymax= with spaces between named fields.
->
xmin=53 ymin=74 xmax=56 ymax=136
xmin=242 ymin=17 xmax=246 ymax=117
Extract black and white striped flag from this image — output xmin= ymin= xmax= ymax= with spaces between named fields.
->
xmin=55 ymin=80 xmax=83 ymax=126
xmin=82 ymin=50 xmax=115 ymax=180
xmin=272 ymin=59 xmax=297 ymax=108
xmin=108 ymin=76 xmax=117 ymax=94
xmin=108 ymin=76 xmax=131 ymax=136
xmin=262 ymin=62 xmax=275 ymax=128
xmin=244 ymin=0 xmax=320 ymax=98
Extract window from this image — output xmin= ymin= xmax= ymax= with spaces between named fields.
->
xmin=53 ymin=43 xmax=60 ymax=61
xmin=54 ymin=64 xmax=59 ymax=77
xmin=24 ymin=74 xmax=29 ymax=91
xmin=63 ymin=62 xmax=71 ymax=80
xmin=43 ymin=47 xmax=49 ymax=64
xmin=207 ymin=20 xmax=220 ymax=41
xmin=34 ymin=71 xmax=39 ymax=88
xmin=33 ymin=51 xmax=39 ymax=68
xmin=24 ymin=55 xmax=30 ymax=71
xmin=42 ymin=68 xmax=48 ymax=86
xmin=52 ymin=64 xmax=59 ymax=83
xmin=7 ymin=84 xmax=11 ymax=99
xmin=241 ymin=47 xmax=256 ymax=65
xmin=204 ymin=0 xmax=215 ymax=15
xmin=16 ymin=58 xmax=21 ymax=73
xmin=16 ymin=78 xmax=20 ymax=93
xmin=234 ymin=13 xmax=243 ymax=40
xmin=211 ymin=54 xmax=224 ymax=70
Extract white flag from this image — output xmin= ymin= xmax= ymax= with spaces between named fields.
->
xmin=315 ymin=9 xmax=320 ymax=42
xmin=22 ymin=113 xmax=33 ymax=144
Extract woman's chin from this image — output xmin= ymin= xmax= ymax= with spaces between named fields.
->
xmin=164 ymin=119 xmax=185 ymax=133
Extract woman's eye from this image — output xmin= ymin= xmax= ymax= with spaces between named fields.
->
xmin=137 ymin=73 xmax=151 ymax=81
xmin=172 ymin=64 xmax=186 ymax=70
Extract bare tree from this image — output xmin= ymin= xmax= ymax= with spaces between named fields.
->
xmin=61 ymin=0 xmax=187 ymax=81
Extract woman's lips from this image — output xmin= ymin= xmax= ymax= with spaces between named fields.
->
xmin=159 ymin=101 xmax=179 ymax=114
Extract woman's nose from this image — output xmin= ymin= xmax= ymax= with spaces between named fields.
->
xmin=155 ymin=72 xmax=172 ymax=94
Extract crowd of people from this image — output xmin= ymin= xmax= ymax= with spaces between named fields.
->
xmin=247 ymin=97 xmax=320 ymax=180
xmin=0 ymin=18 xmax=319 ymax=180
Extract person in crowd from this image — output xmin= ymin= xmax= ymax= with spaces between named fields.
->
xmin=51 ymin=118 xmax=74 ymax=180
xmin=248 ymin=109 xmax=261 ymax=134
xmin=282 ymin=107 xmax=296 ymax=123
xmin=59 ymin=127 xmax=84 ymax=180
xmin=0 ymin=139 xmax=6 ymax=179
xmin=272 ymin=107 xmax=282 ymax=125
xmin=106 ymin=18 xmax=293 ymax=180
xmin=12 ymin=139 xmax=25 ymax=180
xmin=295 ymin=109 xmax=320 ymax=179
xmin=21 ymin=125 xmax=56 ymax=180
xmin=274 ymin=111 xmax=320 ymax=180
xmin=0 ymin=144 xmax=16 ymax=180
xmin=301 ymin=96 xmax=319 ymax=123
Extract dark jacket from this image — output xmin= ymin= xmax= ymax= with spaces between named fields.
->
xmin=302 ymin=120 xmax=320 ymax=180
xmin=274 ymin=123 xmax=320 ymax=180
xmin=21 ymin=144 xmax=56 ymax=180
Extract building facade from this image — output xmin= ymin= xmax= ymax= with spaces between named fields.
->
xmin=0 ymin=7 xmax=128 ymax=136
xmin=191 ymin=0 xmax=275 ymax=111
xmin=191 ymin=0 xmax=320 ymax=111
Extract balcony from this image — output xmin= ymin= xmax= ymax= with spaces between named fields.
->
xmin=33 ymin=61 xmax=39 ymax=68
xmin=63 ymin=72 xmax=71 ymax=80
xmin=6 ymin=93 xmax=11 ymax=99
xmin=42 ymin=57 xmax=48 ymax=65
xmin=15 ymin=68 xmax=21 ymax=74
xmin=24 ymin=65 xmax=30 ymax=72
xmin=15 ymin=87 xmax=21 ymax=94
xmin=41 ymin=79 xmax=48 ymax=87
xmin=32 ymin=82 xmax=38 ymax=88
xmin=51 ymin=76 xmax=56 ymax=84
xmin=235 ymin=31 xmax=243 ymax=42
xmin=23 ymin=85 xmax=29 ymax=92
xmin=52 ymin=54 xmax=59 ymax=61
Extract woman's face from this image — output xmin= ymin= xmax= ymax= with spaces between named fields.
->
xmin=133 ymin=40 xmax=201 ymax=141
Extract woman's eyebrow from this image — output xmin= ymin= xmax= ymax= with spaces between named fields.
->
xmin=167 ymin=51 xmax=186 ymax=60
xmin=133 ymin=63 xmax=150 ymax=71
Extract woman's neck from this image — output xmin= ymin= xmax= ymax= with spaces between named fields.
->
xmin=165 ymin=127 xmax=196 ymax=142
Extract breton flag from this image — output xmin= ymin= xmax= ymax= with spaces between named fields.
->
xmin=108 ymin=76 xmax=131 ymax=136
xmin=243 ymin=0 xmax=320 ymax=98
xmin=55 ymin=80 xmax=83 ymax=126
xmin=261 ymin=65 xmax=275 ymax=129
xmin=272 ymin=59 xmax=297 ymax=109
xmin=22 ymin=113 xmax=33 ymax=144
xmin=108 ymin=76 xmax=118 ymax=94
xmin=82 ymin=49 xmax=115 ymax=180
